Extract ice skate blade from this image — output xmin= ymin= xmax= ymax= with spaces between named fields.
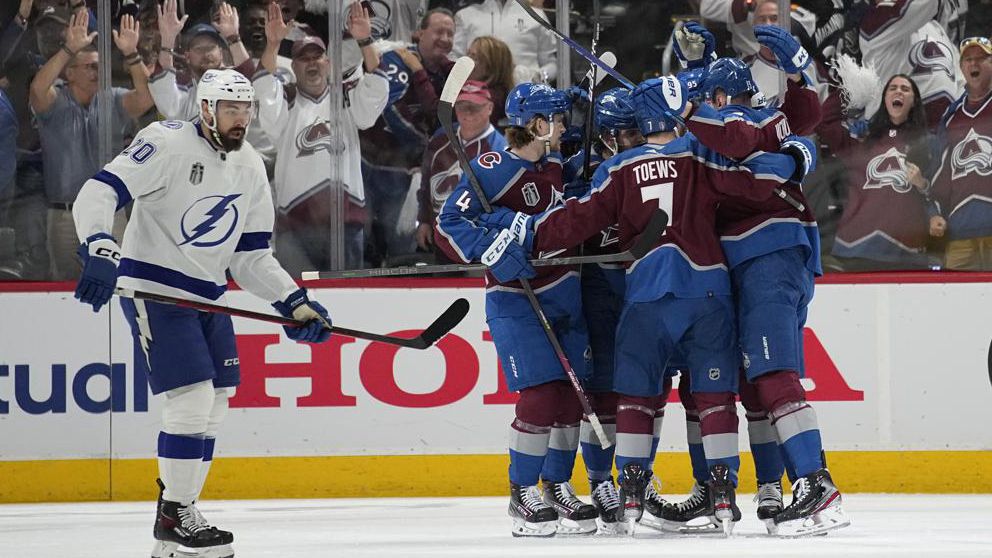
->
xmin=510 ymin=517 xmax=557 ymax=538
xmin=637 ymin=510 xmax=665 ymax=532
xmin=151 ymin=541 xmax=234 ymax=558
xmin=774 ymin=505 xmax=851 ymax=538
xmin=594 ymin=517 xmax=633 ymax=536
xmin=660 ymin=517 xmax=725 ymax=535
xmin=555 ymin=516 xmax=597 ymax=535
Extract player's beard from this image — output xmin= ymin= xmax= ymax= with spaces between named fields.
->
xmin=220 ymin=127 xmax=246 ymax=151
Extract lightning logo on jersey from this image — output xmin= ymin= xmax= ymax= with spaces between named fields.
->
xmin=180 ymin=194 xmax=242 ymax=247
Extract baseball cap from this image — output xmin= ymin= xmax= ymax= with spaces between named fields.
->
xmin=292 ymin=36 xmax=327 ymax=59
xmin=184 ymin=23 xmax=225 ymax=48
xmin=456 ymin=80 xmax=492 ymax=104
xmin=36 ymin=6 xmax=70 ymax=26
xmin=959 ymin=36 xmax=992 ymax=56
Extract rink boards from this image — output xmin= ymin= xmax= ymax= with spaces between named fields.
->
xmin=1 ymin=274 xmax=991 ymax=502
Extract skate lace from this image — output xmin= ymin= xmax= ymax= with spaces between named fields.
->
xmin=553 ymin=482 xmax=584 ymax=511
xmin=676 ymin=482 xmax=707 ymax=512
xmin=754 ymin=481 xmax=782 ymax=505
xmin=522 ymin=485 xmax=551 ymax=511
xmin=645 ymin=475 xmax=666 ymax=504
xmin=178 ymin=505 xmax=211 ymax=533
xmin=592 ymin=480 xmax=620 ymax=510
xmin=787 ymin=477 xmax=811 ymax=508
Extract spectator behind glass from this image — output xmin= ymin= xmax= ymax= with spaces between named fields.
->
xmin=930 ymin=37 xmax=992 ymax=270
xmin=359 ymin=7 xmax=454 ymax=267
xmin=823 ymin=74 xmax=936 ymax=271
xmin=452 ymin=0 xmax=556 ymax=84
xmin=0 ymin=89 xmax=17 ymax=276
xmin=29 ymin=11 xmax=153 ymax=280
xmin=256 ymin=1 xmax=388 ymax=272
xmin=859 ymin=0 xmax=963 ymax=131
xmin=151 ymin=0 xmax=251 ymax=120
xmin=416 ymin=80 xmax=506 ymax=258
xmin=467 ymin=34 xmax=512 ymax=127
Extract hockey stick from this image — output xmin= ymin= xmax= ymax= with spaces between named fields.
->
xmin=440 ymin=56 xmax=612 ymax=448
xmin=512 ymin=0 xmax=806 ymax=213
xmin=512 ymin=0 xmax=634 ymax=89
xmin=580 ymin=21 xmax=601 ymax=182
xmin=301 ymin=210 xmax=667 ymax=279
xmin=114 ymin=288 xmax=470 ymax=350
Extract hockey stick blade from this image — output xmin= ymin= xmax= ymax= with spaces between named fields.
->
xmin=301 ymin=210 xmax=668 ymax=280
xmin=577 ymin=50 xmax=616 ymax=91
xmin=114 ymin=288 xmax=469 ymax=350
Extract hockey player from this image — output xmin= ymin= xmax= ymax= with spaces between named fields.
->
xmin=480 ymin=76 xmax=815 ymax=536
xmin=434 ymin=82 xmax=596 ymax=537
xmin=71 ymin=69 xmax=334 ymax=558
xmin=554 ymin=87 xmax=660 ymax=534
xmin=664 ymin=29 xmax=849 ymax=536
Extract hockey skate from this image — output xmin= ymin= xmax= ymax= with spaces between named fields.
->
xmin=615 ymin=463 xmax=650 ymax=532
xmin=660 ymin=482 xmax=720 ymax=534
xmin=708 ymin=464 xmax=742 ymax=537
xmin=755 ymin=480 xmax=784 ymax=534
xmin=773 ymin=469 xmax=850 ymax=537
xmin=637 ymin=474 xmax=670 ymax=532
xmin=542 ymin=480 xmax=598 ymax=535
xmin=509 ymin=483 xmax=558 ymax=537
xmin=589 ymin=478 xmax=631 ymax=535
xmin=151 ymin=479 xmax=234 ymax=558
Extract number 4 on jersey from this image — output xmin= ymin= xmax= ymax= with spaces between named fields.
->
xmin=455 ymin=190 xmax=473 ymax=212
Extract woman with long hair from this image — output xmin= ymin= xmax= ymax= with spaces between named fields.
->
xmin=467 ymin=35 xmax=515 ymax=127
xmin=825 ymin=73 xmax=938 ymax=270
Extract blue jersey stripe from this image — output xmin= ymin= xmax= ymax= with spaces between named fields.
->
xmin=235 ymin=231 xmax=272 ymax=252
xmin=119 ymin=258 xmax=227 ymax=300
xmin=92 ymin=169 xmax=133 ymax=210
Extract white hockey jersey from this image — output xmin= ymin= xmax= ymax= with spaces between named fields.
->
xmin=254 ymin=67 xmax=389 ymax=211
xmin=73 ymin=120 xmax=299 ymax=304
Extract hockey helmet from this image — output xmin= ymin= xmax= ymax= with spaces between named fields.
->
xmin=595 ymin=87 xmax=638 ymax=133
xmin=701 ymin=57 xmax=758 ymax=102
xmin=631 ymin=77 xmax=681 ymax=136
xmin=197 ymin=68 xmax=256 ymax=132
xmin=505 ymin=83 xmax=572 ymax=128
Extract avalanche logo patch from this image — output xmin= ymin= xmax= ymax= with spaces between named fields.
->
xmin=477 ymin=151 xmax=502 ymax=169
xmin=863 ymin=147 xmax=911 ymax=193
xmin=951 ymin=128 xmax=992 ymax=180
xmin=179 ymin=194 xmax=242 ymax=248
xmin=296 ymin=118 xmax=333 ymax=157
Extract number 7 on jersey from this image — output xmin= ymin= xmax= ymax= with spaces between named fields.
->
xmin=641 ymin=182 xmax=673 ymax=222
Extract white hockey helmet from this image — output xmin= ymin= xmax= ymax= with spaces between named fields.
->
xmin=196 ymin=68 xmax=255 ymax=133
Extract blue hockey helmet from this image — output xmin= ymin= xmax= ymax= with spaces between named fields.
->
xmin=701 ymin=57 xmax=758 ymax=102
xmin=630 ymin=78 xmax=681 ymax=136
xmin=505 ymin=83 xmax=572 ymax=127
xmin=595 ymin=87 xmax=638 ymax=133
xmin=678 ymin=66 xmax=708 ymax=103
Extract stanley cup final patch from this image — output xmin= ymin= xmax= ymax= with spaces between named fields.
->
xmin=189 ymin=162 xmax=204 ymax=185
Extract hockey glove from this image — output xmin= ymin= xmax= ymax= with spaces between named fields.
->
xmin=780 ymin=135 xmax=817 ymax=183
xmin=480 ymin=228 xmax=536 ymax=283
xmin=673 ymin=21 xmax=716 ymax=69
xmin=75 ymin=233 xmax=121 ymax=312
xmin=273 ymin=288 xmax=332 ymax=343
xmin=845 ymin=118 xmax=869 ymax=140
xmin=754 ymin=25 xmax=810 ymax=75
xmin=477 ymin=208 xmax=534 ymax=250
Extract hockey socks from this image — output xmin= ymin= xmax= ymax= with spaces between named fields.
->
xmin=158 ymin=432 xmax=206 ymax=505
xmin=694 ymin=392 xmax=741 ymax=487
xmin=755 ymin=371 xmax=825 ymax=478
xmin=679 ymin=383 xmax=710 ymax=485
xmin=540 ymin=422 xmax=580 ymax=483
xmin=614 ymin=395 xmax=656 ymax=476
xmin=579 ymin=392 xmax=618 ymax=486
xmin=509 ymin=419 xmax=551 ymax=486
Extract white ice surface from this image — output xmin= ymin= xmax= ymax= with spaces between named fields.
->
xmin=1 ymin=494 xmax=991 ymax=557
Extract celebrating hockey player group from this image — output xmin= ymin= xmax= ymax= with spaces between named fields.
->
xmin=435 ymin=16 xmax=849 ymax=539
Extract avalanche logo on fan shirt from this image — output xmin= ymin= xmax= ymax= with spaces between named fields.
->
xmin=951 ymin=128 xmax=992 ymax=180
xmin=296 ymin=118 xmax=334 ymax=157
xmin=179 ymin=194 xmax=242 ymax=247
xmin=909 ymin=39 xmax=955 ymax=79
xmin=863 ymin=147 xmax=911 ymax=193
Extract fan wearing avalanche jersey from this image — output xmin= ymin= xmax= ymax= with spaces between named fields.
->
xmin=71 ymin=69 xmax=333 ymax=558
xmin=481 ymin=76 xmax=807 ymax=535
xmin=667 ymin=52 xmax=848 ymax=537
xmin=434 ymin=83 xmax=598 ymax=537
xmin=930 ymin=36 xmax=992 ymax=270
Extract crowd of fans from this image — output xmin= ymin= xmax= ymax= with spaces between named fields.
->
xmin=1 ymin=0 xmax=990 ymax=280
